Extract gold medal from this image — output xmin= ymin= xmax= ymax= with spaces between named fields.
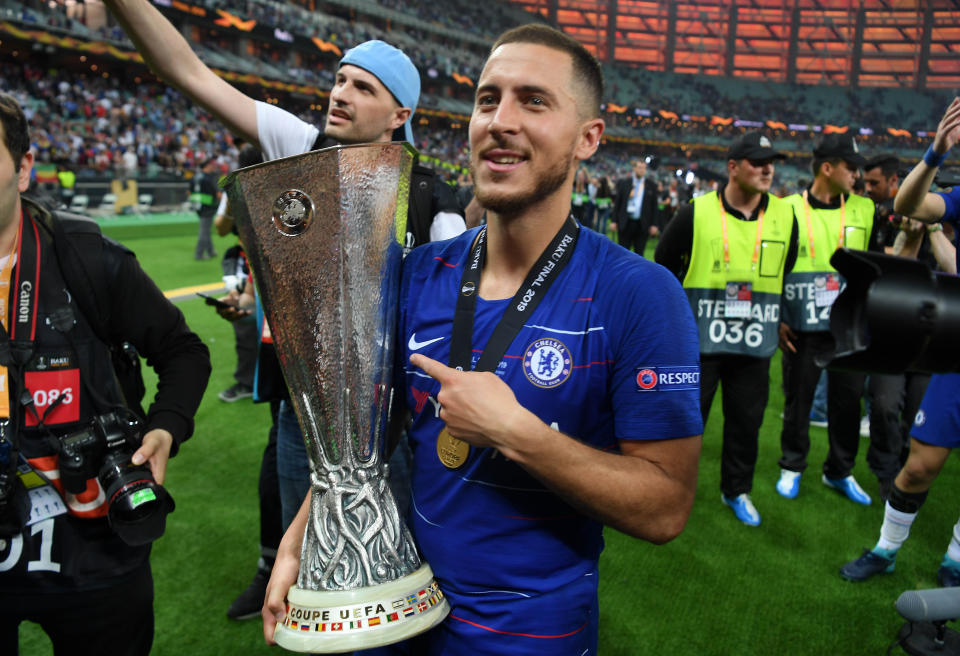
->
xmin=436 ymin=428 xmax=469 ymax=469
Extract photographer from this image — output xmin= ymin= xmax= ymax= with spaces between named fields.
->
xmin=0 ymin=93 xmax=210 ymax=655
xmin=841 ymin=97 xmax=960 ymax=585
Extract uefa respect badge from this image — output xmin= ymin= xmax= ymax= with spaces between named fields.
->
xmin=636 ymin=366 xmax=700 ymax=392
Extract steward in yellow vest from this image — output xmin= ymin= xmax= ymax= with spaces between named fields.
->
xmin=684 ymin=190 xmax=794 ymax=358
xmin=776 ymin=133 xmax=878 ymax=508
xmin=781 ymin=188 xmax=874 ymax=333
xmin=656 ymin=131 xmax=797 ymax=527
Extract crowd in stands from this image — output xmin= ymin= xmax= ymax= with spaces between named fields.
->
xmin=13 ymin=0 xmax=950 ymax=145
xmin=3 ymin=62 xmax=245 ymax=178
xmin=10 ymin=0 xmax=490 ymax=85
xmin=609 ymin=64 xmax=951 ymax=134
xmin=0 ymin=49 xmax=915 ymax=206
xmin=6 ymin=0 xmax=953 ymax=201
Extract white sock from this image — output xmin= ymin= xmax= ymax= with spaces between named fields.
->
xmin=876 ymin=501 xmax=918 ymax=552
xmin=946 ymin=515 xmax=960 ymax=563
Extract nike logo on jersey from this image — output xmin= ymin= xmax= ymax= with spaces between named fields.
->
xmin=408 ymin=333 xmax=445 ymax=351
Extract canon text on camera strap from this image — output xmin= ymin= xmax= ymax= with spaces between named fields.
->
xmin=0 ymin=210 xmax=42 ymax=474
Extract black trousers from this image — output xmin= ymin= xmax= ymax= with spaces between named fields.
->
xmin=779 ymin=331 xmax=867 ymax=478
xmin=259 ymin=399 xmax=283 ymax=560
xmin=867 ymin=372 xmax=930 ymax=482
xmin=1 ymin=564 xmax=153 ymax=656
xmin=618 ymin=217 xmax=650 ymax=256
xmin=233 ymin=317 xmax=258 ymax=388
xmin=700 ymin=354 xmax=771 ymax=497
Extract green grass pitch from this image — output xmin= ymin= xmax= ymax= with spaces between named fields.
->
xmin=18 ymin=223 xmax=960 ymax=655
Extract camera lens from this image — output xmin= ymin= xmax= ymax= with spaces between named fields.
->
xmin=58 ymin=452 xmax=89 ymax=495
xmin=99 ymin=453 xmax=174 ymax=546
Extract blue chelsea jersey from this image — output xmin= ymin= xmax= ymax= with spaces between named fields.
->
xmin=937 ymin=186 xmax=960 ymax=271
xmin=396 ymin=226 xmax=702 ymax=613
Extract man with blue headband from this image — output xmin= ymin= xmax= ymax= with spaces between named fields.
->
xmin=103 ymin=0 xmax=465 ymax=621
xmin=103 ymin=1 xmax=465 ymax=245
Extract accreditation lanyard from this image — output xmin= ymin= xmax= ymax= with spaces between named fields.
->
xmin=718 ymin=194 xmax=764 ymax=272
xmin=802 ymin=189 xmax=845 ymax=266
xmin=447 ymin=216 xmax=579 ymax=373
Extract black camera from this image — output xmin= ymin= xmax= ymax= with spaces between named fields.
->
xmin=58 ymin=411 xmax=174 ymax=546
xmin=0 ymin=437 xmax=30 ymax=538
xmin=0 ymin=468 xmax=29 ymax=538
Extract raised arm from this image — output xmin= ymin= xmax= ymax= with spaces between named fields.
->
xmin=894 ymin=97 xmax=960 ymax=222
xmin=103 ymin=0 xmax=259 ymax=147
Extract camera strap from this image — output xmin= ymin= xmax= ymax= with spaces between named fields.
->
xmin=2 ymin=209 xmax=41 ymax=366
xmin=0 ymin=210 xmax=42 ymax=476
xmin=448 ymin=215 xmax=579 ymax=373
xmin=0 ymin=210 xmax=88 ymax=462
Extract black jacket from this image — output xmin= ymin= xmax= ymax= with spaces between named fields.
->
xmin=0 ymin=199 xmax=210 ymax=591
xmin=613 ymin=175 xmax=658 ymax=228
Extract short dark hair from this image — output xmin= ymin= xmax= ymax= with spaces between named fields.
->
xmin=0 ymin=92 xmax=29 ymax=171
xmin=811 ymin=156 xmax=843 ymax=178
xmin=865 ymin=154 xmax=899 ymax=179
xmin=490 ymin=24 xmax=604 ymax=119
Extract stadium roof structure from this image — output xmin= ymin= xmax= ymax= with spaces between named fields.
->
xmin=506 ymin=0 xmax=960 ymax=89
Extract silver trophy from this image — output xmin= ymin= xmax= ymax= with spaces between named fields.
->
xmin=224 ymin=143 xmax=449 ymax=652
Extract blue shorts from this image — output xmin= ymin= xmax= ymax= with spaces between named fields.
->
xmin=911 ymin=373 xmax=960 ymax=449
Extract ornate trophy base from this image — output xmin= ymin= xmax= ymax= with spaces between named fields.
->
xmin=274 ymin=564 xmax=450 ymax=653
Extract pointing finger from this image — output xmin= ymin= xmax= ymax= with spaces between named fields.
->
xmin=410 ymin=353 xmax=455 ymax=382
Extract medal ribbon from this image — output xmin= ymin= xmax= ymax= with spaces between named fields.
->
xmin=448 ymin=215 xmax=579 ymax=373
xmin=717 ymin=192 xmax=765 ymax=271
xmin=439 ymin=216 xmax=579 ymax=469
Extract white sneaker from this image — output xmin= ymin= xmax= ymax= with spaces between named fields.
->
xmin=776 ymin=469 xmax=801 ymax=499
xmin=822 ymin=474 xmax=872 ymax=505
xmin=721 ymin=493 xmax=761 ymax=526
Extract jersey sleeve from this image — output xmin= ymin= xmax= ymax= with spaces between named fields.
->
xmin=937 ymin=186 xmax=960 ymax=226
xmin=605 ymin=258 xmax=703 ymax=441
xmin=255 ymin=101 xmax=320 ymax=161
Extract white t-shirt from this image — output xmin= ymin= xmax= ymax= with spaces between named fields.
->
xmin=215 ymin=191 xmax=229 ymax=217
xmin=255 ymin=102 xmax=321 ymax=161
xmin=255 ymin=101 xmax=464 ymax=243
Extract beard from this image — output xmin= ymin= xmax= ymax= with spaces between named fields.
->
xmin=470 ymin=149 xmax=574 ymax=217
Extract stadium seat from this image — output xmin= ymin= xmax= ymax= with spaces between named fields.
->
xmin=137 ymin=194 xmax=153 ymax=213
xmin=68 ymin=194 xmax=89 ymax=213
xmin=98 ymin=193 xmax=117 ymax=216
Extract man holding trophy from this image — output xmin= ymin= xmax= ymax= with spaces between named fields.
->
xmin=102 ymin=0 xmax=467 ymax=623
xmin=263 ymin=25 xmax=703 ymax=655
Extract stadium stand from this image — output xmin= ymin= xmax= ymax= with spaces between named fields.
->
xmin=2 ymin=0 xmax=957 ymax=200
